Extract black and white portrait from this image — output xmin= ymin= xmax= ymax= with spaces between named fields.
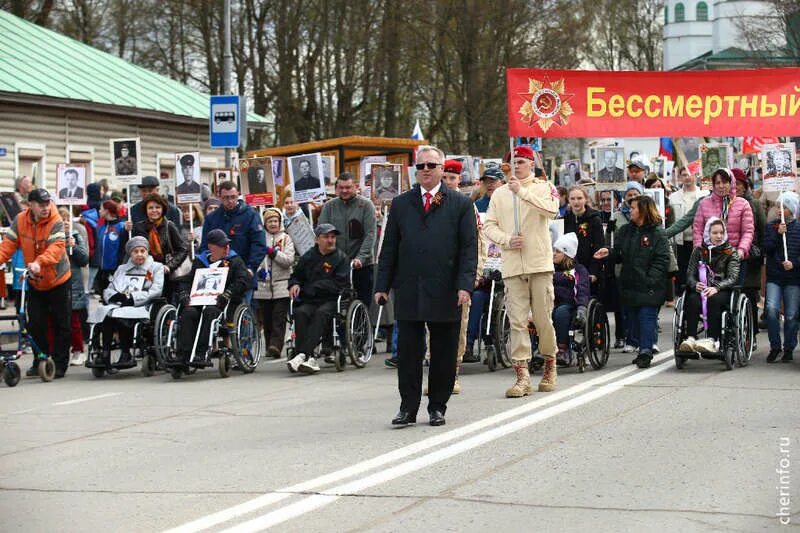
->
xmin=564 ymin=159 xmax=581 ymax=183
xmin=272 ymin=158 xmax=284 ymax=187
xmin=111 ymin=137 xmax=140 ymax=180
xmin=56 ymin=164 xmax=86 ymax=204
xmin=248 ymin=165 xmax=269 ymax=194
xmin=596 ymin=148 xmax=624 ymax=183
xmin=371 ymin=165 xmax=401 ymax=203
xmin=701 ymin=146 xmax=725 ymax=178
xmin=189 ymin=266 xmax=230 ymax=306
xmin=288 ymin=152 xmax=325 ymax=204
xmin=122 ymin=275 xmax=145 ymax=294
xmin=175 ymin=152 xmax=202 ymax=203
xmin=0 ymin=192 xmax=21 ymax=222
xmin=767 ymin=149 xmax=795 ymax=176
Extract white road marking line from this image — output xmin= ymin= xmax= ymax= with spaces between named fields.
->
xmin=52 ymin=392 xmax=122 ymax=406
xmin=165 ymin=351 xmax=674 ymax=533
xmin=222 ymin=356 xmax=675 ymax=532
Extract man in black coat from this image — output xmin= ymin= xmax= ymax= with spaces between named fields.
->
xmin=375 ymin=145 xmax=477 ymax=427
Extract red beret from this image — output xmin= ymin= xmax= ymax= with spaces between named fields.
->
xmin=731 ymin=167 xmax=748 ymax=184
xmin=513 ymin=146 xmax=535 ymax=160
xmin=443 ymin=159 xmax=463 ymax=174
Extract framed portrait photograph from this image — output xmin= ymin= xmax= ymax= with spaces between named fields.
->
xmin=213 ymin=170 xmax=232 ymax=194
xmin=596 ymin=147 xmax=625 ymax=184
xmin=272 ymin=157 xmax=285 ymax=186
xmin=360 ymin=155 xmax=387 ymax=195
xmin=110 ymin=137 xmax=141 ymax=183
xmin=322 ymin=155 xmax=337 ymax=195
xmin=175 ymin=151 xmax=202 ymax=204
xmin=644 ymin=188 xmax=666 ymax=227
xmin=239 ymin=157 xmax=275 ymax=206
xmin=564 ymin=159 xmax=581 ymax=184
xmin=288 ymin=152 xmax=326 ymax=204
xmin=761 ymin=142 xmax=797 ymax=193
xmin=56 ymin=163 xmax=87 ymax=205
xmin=189 ymin=267 xmax=230 ymax=306
xmin=700 ymin=143 xmax=731 ymax=179
xmin=371 ymin=163 xmax=402 ymax=205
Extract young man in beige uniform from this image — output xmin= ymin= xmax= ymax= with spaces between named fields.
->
xmin=483 ymin=146 xmax=559 ymax=397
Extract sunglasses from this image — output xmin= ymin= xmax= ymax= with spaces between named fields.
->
xmin=415 ymin=162 xmax=442 ymax=170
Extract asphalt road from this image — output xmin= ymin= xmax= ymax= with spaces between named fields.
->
xmin=1 ymin=308 xmax=798 ymax=532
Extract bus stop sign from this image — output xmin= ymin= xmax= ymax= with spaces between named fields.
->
xmin=210 ymin=95 xmax=241 ymax=148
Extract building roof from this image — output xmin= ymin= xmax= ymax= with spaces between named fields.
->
xmin=0 ymin=10 xmax=267 ymax=126
xmin=249 ymin=136 xmax=425 ymax=160
xmin=671 ymin=46 xmax=800 ymax=71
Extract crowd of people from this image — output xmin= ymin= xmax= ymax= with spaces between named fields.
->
xmin=0 ymin=146 xmax=794 ymax=425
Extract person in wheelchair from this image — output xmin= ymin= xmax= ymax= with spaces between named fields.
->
xmin=679 ymin=218 xmax=740 ymax=354
xmin=551 ymin=233 xmax=591 ymax=367
xmin=175 ymin=229 xmax=252 ymax=366
xmin=95 ymin=236 xmax=165 ymax=367
xmin=286 ymin=223 xmax=350 ymax=374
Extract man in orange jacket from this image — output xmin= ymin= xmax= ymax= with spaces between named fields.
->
xmin=0 ymin=189 xmax=72 ymax=377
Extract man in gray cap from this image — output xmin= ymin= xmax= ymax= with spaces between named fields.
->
xmin=176 ymin=154 xmax=201 ymax=195
xmin=175 ymin=228 xmax=252 ymax=369
xmin=285 ymin=223 xmax=350 ymax=374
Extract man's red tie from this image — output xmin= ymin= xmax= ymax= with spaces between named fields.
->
xmin=423 ymin=192 xmax=432 ymax=213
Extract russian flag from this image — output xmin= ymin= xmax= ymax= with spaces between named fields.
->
xmin=659 ymin=137 xmax=673 ymax=160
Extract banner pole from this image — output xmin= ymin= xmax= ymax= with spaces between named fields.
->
xmin=510 ymin=137 xmax=519 ymax=235
xmin=781 ymin=196 xmax=788 ymax=260
xmin=189 ymin=203 xmax=195 ymax=260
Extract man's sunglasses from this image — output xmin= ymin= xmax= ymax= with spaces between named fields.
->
xmin=415 ymin=162 xmax=442 ymax=170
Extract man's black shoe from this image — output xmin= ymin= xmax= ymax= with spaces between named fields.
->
xmin=782 ymin=351 xmax=793 ymax=363
xmin=462 ymin=345 xmax=479 ymax=363
xmin=25 ymin=366 xmax=38 ymax=377
xmin=384 ymin=357 xmax=398 ymax=368
xmin=391 ymin=411 xmax=416 ymax=426
xmin=636 ymin=352 xmax=652 ymax=369
xmin=767 ymin=349 xmax=782 ymax=363
xmin=118 ymin=351 xmax=134 ymax=365
xmin=429 ymin=410 xmax=446 ymax=426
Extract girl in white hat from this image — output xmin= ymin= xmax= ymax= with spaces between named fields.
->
xmin=551 ymin=232 xmax=591 ymax=367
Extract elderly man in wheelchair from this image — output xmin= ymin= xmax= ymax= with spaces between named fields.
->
xmin=173 ymin=229 xmax=252 ymax=372
xmin=286 ymin=223 xmax=350 ymax=375
xmin=86 ymin=236 xmax=165 ymax=376
xmin=674 ymin=217 xmax=753 ymax=369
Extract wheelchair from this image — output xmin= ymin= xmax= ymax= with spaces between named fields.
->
xmin=85 ymin=298 xmax=176 ymax=378
xmin=500 ymin=297 xmax=609 ymax=373
xmin=672 ymin=287 xmax=754 ymax=370
xmin=160 ymin=300 xmax=263 ymax=379
xmin=285 ymin=273 xmax=374 ymax=372
xmin=472 ymin=271 xmax=512 ymax=371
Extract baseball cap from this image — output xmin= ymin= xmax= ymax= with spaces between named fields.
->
xmin=207 ymin=229 xmax=231 ymax=247
xmin=314 ymin=223 xmax=341 ymax=237
xmin=28 ymin=189 xmax=51 ymax=204
xmin=480 ymin=167 xmax=504 ymax=181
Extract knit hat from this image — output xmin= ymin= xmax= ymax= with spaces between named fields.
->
xmin=125 ymin=236 xmax=149 ymax=255
xmin=777 ymin=191 xmax=799 ymax=220
xmin=263 ymin=207 xmax=282 ymax=224
xmin=102 ymin=200 xmax=119 ymax=217
xmin=86 ymin=182 xmax=102 ymax=202
xmin=731 ymin=167 xmax=751 ymax=190
xmin=625 ymin=181 xmax=644 ymax=195
xmin=553 ymin=232 xmax=579 ymax=259
xmin=443 ymin=159 xmax=463 ymax=174
xmin=204 ymin=197 xmax=222 ymax=211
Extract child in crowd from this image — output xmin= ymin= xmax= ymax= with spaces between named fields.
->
xmin=679 ymin=217 xmax=740 ymax=354
xmin=551 ymin=233 xmax=590 ymax=367
xmin=762 ymin=191 xmax=800 ymax=363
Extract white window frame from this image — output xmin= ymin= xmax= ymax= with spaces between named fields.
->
xmin=14 ymin=142 xmax=47 ymax=190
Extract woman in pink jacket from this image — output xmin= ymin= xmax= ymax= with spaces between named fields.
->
xmin=693 ymin=168 xmax=754 ymax=261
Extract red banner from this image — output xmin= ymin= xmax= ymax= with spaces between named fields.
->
xmin=507 ymin=68 xmax=800 ymax=138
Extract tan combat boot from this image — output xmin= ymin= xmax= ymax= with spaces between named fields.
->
xmin=452 ymin=365 xmax=461 ymax=395
xmin=505 ymin=361 xmax=533 ymax=398
xmin=538 ymin=355 xmax=557 ymax=392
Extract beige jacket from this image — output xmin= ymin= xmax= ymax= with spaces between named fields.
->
xmin=483 ymin=174 xmax=559 ymax=278
xmin=253 ymin=230 xmax=295 ymax=300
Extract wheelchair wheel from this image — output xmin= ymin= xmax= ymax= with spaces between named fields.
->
xmin=39 ymin=356 xmax=55 ymax=382
xmin=672 ymin=295 xmax=685 ymax=353
xmin=492 ymin=303 xmax=512 ymax=369
xmin=218 ymin=353 xmax=232 ymax=378
xmin=91 ymin=366 xmax=105 ymax=378
xmin=736 ymin=294 xmax=754 ymax=367
xmin=586 ymin=300 xmax=610 ymax=370
xmin=170 ymin=366 xmax=183 ymax=380
xmin=334 ymin=347 xmax=346 ymax=372
xmin=154 ymin=305 xmax=178 ymax=364
xmin=230 ymin=304 xmax=262 ymax=374
xmin=141 ymin=353 xmax=157 ymax=377
xmin=346 ymin=299 xmax=373 ymax=368
xmin=3 ymin=362 xmax=21 ymax=387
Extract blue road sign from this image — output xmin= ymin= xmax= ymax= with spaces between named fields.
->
xmin=210 ymin=95 xmax=241 ymax=148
